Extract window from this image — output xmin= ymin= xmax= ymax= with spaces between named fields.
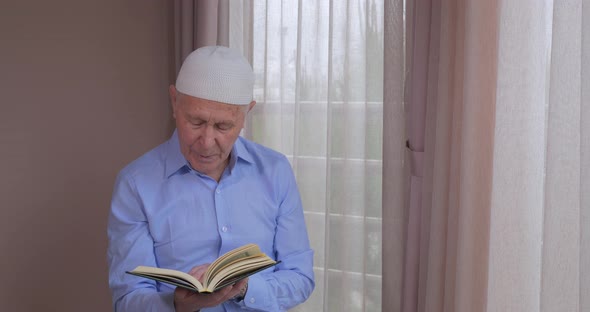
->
xmin=236 ymin=1 xmax=384 ymax=310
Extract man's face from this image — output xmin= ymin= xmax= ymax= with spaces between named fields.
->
xmin=170 ymin=86 xmax=254 ymax=181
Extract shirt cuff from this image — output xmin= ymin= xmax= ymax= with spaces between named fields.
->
xmin=151 ymin=291 xmax=176 ymax=312
xmin=161 ymin=291 xmax=175 ymax=311
xmin=241 ymin=274 xmax=270 ymax=311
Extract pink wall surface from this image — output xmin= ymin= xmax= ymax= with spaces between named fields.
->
xmin=0 ymin=1 xmax=175 ymax=310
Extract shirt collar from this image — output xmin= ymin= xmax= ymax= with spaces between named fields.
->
xmin=165 ymin=130 xmax=255 ymax=178
xmin=232 ymin=136 xmax=254 ymax=166
xmin=164 ymin=130 xmax=188 ymax=177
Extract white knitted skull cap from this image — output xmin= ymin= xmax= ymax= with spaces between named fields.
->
xmin=175 ymin=46 xmax=254 ymax=105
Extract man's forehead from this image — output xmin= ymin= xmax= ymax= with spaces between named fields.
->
xmin=180 ymin=97 xmax=244 ymax=119
xmin=179 ymin=93 xmax=240 ymax=109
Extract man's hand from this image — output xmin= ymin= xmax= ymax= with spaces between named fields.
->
xmin=173 ymin=264 xmax=249 ymax=312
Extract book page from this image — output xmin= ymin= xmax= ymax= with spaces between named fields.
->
xmin=210 ymin=262 xmax=280 ymax=292
xmin=129 ymin=266 xmax=204 ymax=291
xmin=126 ymin=244 xmax=274 ymax=293
xmin=207 ymin=256 xmax=276 ymax=290
xmin=204 ymin=244 xmax=262 ymax=284
xmin=127 ymin=271 xmax=197 ymax=291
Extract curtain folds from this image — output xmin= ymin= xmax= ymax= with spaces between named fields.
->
xmin=383 ymin=1 xmax=589 ymax=311
xmin=244 ymin=1 xmax=386 ymax=311
xmin=173 ymin=0 xmax=230 ymax=74
xmin=174 ymin=1 xmax=387 ymax=311
xmin=382 ymin=0 xmax=406 ymax=310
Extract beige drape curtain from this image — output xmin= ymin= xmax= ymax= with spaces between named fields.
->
xmin=382 ymin=0 xmax=406 ymax=310
xmin=173 ymin=0 xmax=230 ymax=74
xmin=246 ymin=1 xmax=385 ymax=311
xmin=383 ymin=1 xmax=590 ymax=311
xmin=173 ymin=1 xmax=385 ymax=311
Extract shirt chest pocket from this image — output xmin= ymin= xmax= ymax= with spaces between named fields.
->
xmin=226 ymin=191 xmax=279 ymax=248
xmin=150 ymin=205 xmax=220 ymax=267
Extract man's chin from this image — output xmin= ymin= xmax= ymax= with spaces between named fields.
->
xmin=192 ymin=164 xmax=214 ymax=172
xmin=191 ymin=154 xmax=218 ymax=164
xmin=190 ymin=161 xmax=219 ymax=173
xmin=188 ymin=156 xmax=228 ymax=177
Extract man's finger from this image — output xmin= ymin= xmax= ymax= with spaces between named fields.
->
xmin=188 ymin=264 xmax=210 ymax=281
xmin=201 ymin=285 xmax=235 ymax=306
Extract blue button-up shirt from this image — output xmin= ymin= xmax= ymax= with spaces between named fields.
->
xmin=107 ymin=131 xmax=314 ymax=311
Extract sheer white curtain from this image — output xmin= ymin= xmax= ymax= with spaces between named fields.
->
xmin=230 ymin=1 xmax=385 ymax=311
xmin=383 ymin=1 xmax=590 ymax=311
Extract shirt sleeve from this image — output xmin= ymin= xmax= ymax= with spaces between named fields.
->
xmin=239 ymin=157 xmax=315 ymax=311
xmin=107 ymin=171 xmax=176 ymax=312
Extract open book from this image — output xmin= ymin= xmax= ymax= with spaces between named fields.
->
xmin=126 ymin=244 xmax=279 ymax=293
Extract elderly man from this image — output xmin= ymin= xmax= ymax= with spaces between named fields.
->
xmin=107 ymin=46 xmax=314 ymax=312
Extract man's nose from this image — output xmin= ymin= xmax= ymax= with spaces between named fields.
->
xmin=199 ymin=125 xmax=215 ymax=148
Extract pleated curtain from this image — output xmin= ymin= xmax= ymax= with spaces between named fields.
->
xmin=382 ymin=1 xmax=590 ymax=311
xmin=245 ymin=1 xmax=386 ymax=311
xmin=173 ymin=1 xmax=388 ymax=311
xmin=172 ymin=0 xmax=230 ymax=74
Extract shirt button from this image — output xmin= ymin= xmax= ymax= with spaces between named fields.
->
xmin=216 ymin=189 xmax=221 ymax=194
xmin=250 ymin=297 xmax=255 ymax=304
xmin=221 ymin=226 xmax=228 ymax=232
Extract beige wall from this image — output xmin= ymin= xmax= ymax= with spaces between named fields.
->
xmin=0 ymin=1 xmax=174 ymax=310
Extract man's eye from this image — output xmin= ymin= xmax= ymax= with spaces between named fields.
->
xmin=191 ymin=121 xmax=205 ymax=126
xmin=216 ymin=124 xmax=232 ymax=131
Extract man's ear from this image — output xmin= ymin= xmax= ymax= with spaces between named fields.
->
xmin=169 ymin=85 xmax=178 ymax=119
xmin=247 ymin=100 xmax=256 ymax=113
